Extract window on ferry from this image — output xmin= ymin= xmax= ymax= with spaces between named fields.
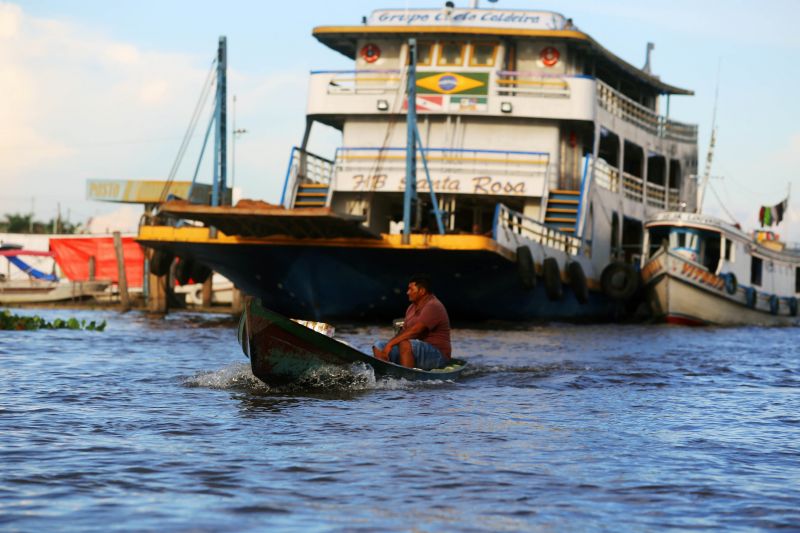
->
xmin=469 ymin=42 xmax=497 ymax=67
xmin=751 ymin=256 xmax=763 ymax=286
xmin=623 ymin=141 xmax=644 ymax=178
xmin=669 ymin=159 xmax=681 ymax=189
xmin=647 ymin=154 xmax=666 ymax=186
xmin=438 ymin=41 xmax=464 ymax=66
xmin=598 ymin=128 xmax=620 ymax=167
xmin=416 ymin=42 xmax=433 ymax=66
xmin=795 ymin=267 xmax=800 ymax=293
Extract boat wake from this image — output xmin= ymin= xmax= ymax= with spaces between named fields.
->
xmin=184 ymin=362 xmax=460 ymax=393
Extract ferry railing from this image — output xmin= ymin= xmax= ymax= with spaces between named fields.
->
xmin=280 ymin=147 xmax=335 ymax=208
xmin=335 ymin=146 xmax=550 ymax=179
xmin=667 ymin=187 xmax=681 ymax=210
xmin=593 ymin=157 xmax=620 ymax=193
xmin=645 ymin=181 xmax=667 ymax=209
xmin=315 ymin=70 xmax=403 ymax=95
xmin=493 ymin=203 xmax=586 ymax=257
xmin=596 ymin=80 xmax=698 ymax=143
xmin=495 ymin=71 xmax=572 ymax=98
xmin=622 ymin=172 xmax=644 ymax=202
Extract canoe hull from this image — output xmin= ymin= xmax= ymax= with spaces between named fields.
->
xmin=242 ymin=298 xmax=467 ymax=385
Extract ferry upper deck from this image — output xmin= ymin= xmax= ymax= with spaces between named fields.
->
xmin=308 ymin=7 xmax=695 ymax=140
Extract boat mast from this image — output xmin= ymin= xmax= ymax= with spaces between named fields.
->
xmin=212 ymin=36 xmax=228 ymax=207
xmin=402 ymin=39 xmax=419 ymax=245
xmin=696 ymin=61 xmax=720 ymax=213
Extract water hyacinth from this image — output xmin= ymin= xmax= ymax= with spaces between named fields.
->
xmin=0 ymin=310 xmax=106 ymax=331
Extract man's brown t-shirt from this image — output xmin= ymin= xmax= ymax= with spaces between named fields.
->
xmin=404 ymin=295 xmax=451 ymax=359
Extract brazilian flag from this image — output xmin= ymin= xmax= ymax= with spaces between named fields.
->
xmin=416 ymin=72 xmax=489 ymax=96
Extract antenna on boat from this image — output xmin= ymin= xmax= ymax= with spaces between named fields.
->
xmin=696 ymin=59 xmax=721 ymax=214
xmin=643 ymin=42 xmax=655 ymax=74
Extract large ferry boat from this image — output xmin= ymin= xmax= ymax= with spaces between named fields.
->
xmin=138 ymin=4 xmax=699 ymax=321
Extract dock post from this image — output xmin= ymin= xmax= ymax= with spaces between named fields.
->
xmin=88 ymin=256 xmax=96 ymax=281
xmin=202 ymin=276 xmax=213 ymax=308
xmin=112 ymin=232 xmax=131 ymax=311
xmin=148 ymin=269 xmax=167 ymax=313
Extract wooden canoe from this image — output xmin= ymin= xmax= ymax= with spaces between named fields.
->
xmin=238 ymin=298 xmax=468 ymax=386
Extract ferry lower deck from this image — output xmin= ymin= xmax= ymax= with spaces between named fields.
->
xmin=138 ymin=225 xmax=612 ymax=321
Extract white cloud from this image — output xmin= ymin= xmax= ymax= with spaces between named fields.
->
xmin=0 ymin=3 xmax=312 ymax=224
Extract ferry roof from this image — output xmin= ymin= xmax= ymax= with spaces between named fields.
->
xmin=313 ymin=8 xmax=693 ymax=96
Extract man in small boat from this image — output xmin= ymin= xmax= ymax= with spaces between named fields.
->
xmin=372 ymin=274 xmax=451 ymax=369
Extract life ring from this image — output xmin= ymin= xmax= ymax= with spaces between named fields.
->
xmin=540 ymin=46 xmax=560 ymax=67
xmin=360 ymin=43 xmax=381 ymax=63
xmin=542 ymin=257 xmax=563 ymax=301
xmin=191 ymin=261 xmax=212 ymax=284
xmin=567 ymin=261 xmax=589 ymax=304
xmin=150 ymin=249 xmax=174 ymax=277
xmin=175 ymin=258 xmax=194 ymax=286
xmin=722 ymin=272 xmax=737 ymax=295
xmin=516 ymin=246 xmax=536 ymax=290
xmin=600 ymin=262 xmax=639 ymax=300
xmin=769 ymin=295 xmax=779 ymax=315
xmin=744 ymin=287 xmax=757 ymax=309
xmin=789 ymin=297 xmax=798 ymax=317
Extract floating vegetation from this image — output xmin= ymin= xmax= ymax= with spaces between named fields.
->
xmin=0 ymin=310 xmax=106 ymax=331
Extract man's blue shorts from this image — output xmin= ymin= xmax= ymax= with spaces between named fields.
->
xmin=374 ymin=340 xmax=447 ymax=370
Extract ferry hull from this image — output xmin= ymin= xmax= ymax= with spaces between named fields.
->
xmin=141 ymin=239 xmax=616 ymax=321
xmin=643 ymin=250 xmax=799 ymax=327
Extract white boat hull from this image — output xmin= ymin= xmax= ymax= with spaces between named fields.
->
xmin=642 ymin=250 xmax=799 ymax=326
xmin=0 ymin=281 xmax=110 ymax=304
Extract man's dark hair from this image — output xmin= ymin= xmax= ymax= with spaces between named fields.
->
xmin=410 ymin=273 xmax=432 ymax=292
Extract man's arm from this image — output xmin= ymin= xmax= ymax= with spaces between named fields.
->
xmin=374 ymin=322 xmax=428 ymax=359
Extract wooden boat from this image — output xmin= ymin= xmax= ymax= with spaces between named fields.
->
xmin=641 ymin=211 xmax=800 ymax=326
xmin=238 ymin=298 xmax=468 ymax=385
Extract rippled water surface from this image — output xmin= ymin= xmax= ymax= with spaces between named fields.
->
xmin=1 ymin=308 xmax=799 ymax=531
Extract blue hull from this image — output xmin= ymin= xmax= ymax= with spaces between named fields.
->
xmin=140 ymin=240 xmax=618 ymax=321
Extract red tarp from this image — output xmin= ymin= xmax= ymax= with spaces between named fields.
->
xmin=50 ymin=237 xmax=145 ymax=288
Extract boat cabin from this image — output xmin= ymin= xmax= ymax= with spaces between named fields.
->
xmin=643 ymin=212 xmax=800 ymax=298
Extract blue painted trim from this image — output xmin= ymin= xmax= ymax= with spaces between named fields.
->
xmin=575 ymin=154 xmax=591 ymax=235
xmin=339 ymin=146 xmax=548 ymax=157
xmin=491 ymin=203 xmax=502 ymax=241
xmin=403 ymin=38 xmax=418 ymax=244
xmin=279 ymin=147 xmax=298 ymax=207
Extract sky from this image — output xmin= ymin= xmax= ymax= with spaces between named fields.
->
xmin=2 ymin=0 xmax=800 ymax=239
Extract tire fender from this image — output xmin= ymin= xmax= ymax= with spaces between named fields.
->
xmin=723 ymin=272 xmax=737 ymax=295
xmin=191 ymin=262 xmax=212 ymax=284
xmin=542 ymin=257 xmax=563 ymax=301
xmin=600 ymin=262 xmax=639 ymax=300
xmin=516 ymin=246 xmax=536 ymax=290
xmin=175 ymin=258 xmax=194 ymax=286
xmin=789 ymin=297 xmax=798 ymax=317
xmin=769 ymin=295 xmax=779 ymax=315
xmin=567 ymin=261 xmax=589 ymax=304
xmin=745 ymin=287 xmax=757 ymax=309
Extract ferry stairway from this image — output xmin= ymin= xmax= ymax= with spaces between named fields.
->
xmin=544 ymin=189 xmax=581 ymax=233
xmin=294 ymin=181 xmax=329 ymax=208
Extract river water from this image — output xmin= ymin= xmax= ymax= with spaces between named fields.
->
xmin=1 ymin=308 xmax=798 ymax=531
